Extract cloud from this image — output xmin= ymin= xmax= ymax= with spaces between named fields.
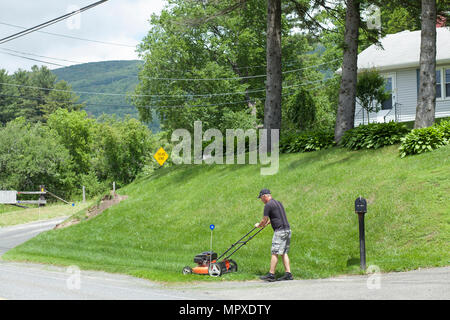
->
xmin=0 ymin=0 xmax=165 ymax=73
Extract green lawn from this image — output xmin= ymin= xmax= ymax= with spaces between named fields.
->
xmin=0 ymin=201 xmax=92 ymax=227
xmin=3 ymin=144 xmax=449 ymax=282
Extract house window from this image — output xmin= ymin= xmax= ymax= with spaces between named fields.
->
xmin=446 ymin=68 xmax=450 ymax=98
xmin=382 ymin=77 xmax=393 ymax=110
xmin=416 ymin=67 xmax=450 ymax=100
xmin=436 ymin=69 xmax=442 ymax=99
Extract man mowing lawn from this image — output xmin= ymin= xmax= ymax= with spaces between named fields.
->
xmin=255 ymin=189 xmax=293 ymax=282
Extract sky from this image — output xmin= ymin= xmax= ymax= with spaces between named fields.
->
xmin=0 ymin=0 xmax=166 ymax=73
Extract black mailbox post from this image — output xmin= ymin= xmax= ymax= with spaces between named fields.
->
xmin=355 ymin=197 xmax=367 ymax=270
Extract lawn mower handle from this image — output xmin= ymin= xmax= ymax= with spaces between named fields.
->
xmin=216 ymin=226 xmax=266 ymax=261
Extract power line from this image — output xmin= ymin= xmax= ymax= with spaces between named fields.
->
xmin=0 ymin=47 xmax=84 ymax=65
xmin=0 ymin=42 xmax=337 ymax=76
xmin=0 ymin=93 xmax=263 ymax=109
xmin=137 ymin=58 xmax=341 ymax=81
xmin=0 ymin=79 xmax=335 ymax=109
xmin=0 ymin=21 xmax=136 ymax=48
xmin=140 ymin=56 xmax=338 ymax=75
xmin=0 ymin=51 xmax=67 ymax=67
xmin=0 ymin=75 xmax=340 ymax=99
xmin=0 ymin=0 xmax=109 ymax=45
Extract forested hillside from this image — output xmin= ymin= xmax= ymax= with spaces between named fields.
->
xmin=52 ymin=60 xmax=160 ymax=132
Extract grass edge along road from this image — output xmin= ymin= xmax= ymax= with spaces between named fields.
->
xmin=0 ymin=201 xmax=92 ymax=227
xmin=3 ymin=144 xmax=449 ymax=282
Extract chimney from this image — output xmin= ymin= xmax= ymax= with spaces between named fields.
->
xmin=436 ymin=15 xmax=447 ymax=28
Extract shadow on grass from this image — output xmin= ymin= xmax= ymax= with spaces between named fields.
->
xmin=136 ymin=146 xmax=378 ymax=189
xmin=318 ymin=147 xmax=370 ymax=170
xmin=346 ymin=257 xmax=360 ymax=267
xmin=286 ymin=147 xmax=336 ymax=170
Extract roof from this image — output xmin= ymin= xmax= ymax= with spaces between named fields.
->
xmin=356 ymin=27 xmax=450 ymax=72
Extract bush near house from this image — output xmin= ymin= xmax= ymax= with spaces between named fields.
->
xmin=438 ymin=120 xmax=450 ymax=140
xmin=341 ymin=122 xmax=410 ymax=151
xmin=399 ymin=122 xmax=449 ymax=158
xmin=280 ymin=129 xmax=335 ymax=153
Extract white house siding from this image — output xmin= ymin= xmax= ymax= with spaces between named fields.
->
xmin=354 ymin=66 xmax=450 ymax=126
xmin=395 ymin=68 xmax=417 ymax=122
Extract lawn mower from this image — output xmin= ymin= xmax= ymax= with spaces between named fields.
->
xmin=182 ymin=226 xmax=265 ymax=277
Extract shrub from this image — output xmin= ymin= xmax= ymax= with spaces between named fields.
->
xmin=399 ymin=125 xmax=448 ymax=158
xmin=79 ymin=171 xmax=109 ymax=198
xmin=437 ymin=119 xmax=450 ymax=140
xmin=92 ymin=116 xmax=156 ymax=186
xmin=341 ymin=122 xmax=410 ymax=150
xmin=280 ymin=129 xmax=335 ymax=153
xmin=356 ymin=69 xmax=391 ymax=123
xmin=47 ymin=109 xmax=94 ymax=175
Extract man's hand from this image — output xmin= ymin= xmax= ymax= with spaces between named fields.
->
xmin=255 ymin=216 xmax=269 ymax=228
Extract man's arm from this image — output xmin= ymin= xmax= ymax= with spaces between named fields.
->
xmin=255 ymin=216 xmax=270 ymax=228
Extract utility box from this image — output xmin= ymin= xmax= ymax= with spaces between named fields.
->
xmin=355 ymin=197 xmax=367 ymax=214
xmin=0 ymin=191 xmax=17 ymax=204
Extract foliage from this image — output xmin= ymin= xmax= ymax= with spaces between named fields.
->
xmin=381 ymin=6 xmax=420 ymax=34
xmin=356 ymin=69 xmax=390 ymax=122
xmin=437 ymin=119 xmax=450 ymax=140
xmin=0 ymin=66 xmax=83 ymax=125
xmin=91 ymin=115 xmax=157 ymax=187
xmin=79 ymin=171 xmax=109 ymax=199
xmin=0 ymin=118 xmax=76 ymax=198
xmin=341 ymin=122 xmax=410 ymax=150
xmin=134 ymin=0 xmax=319 ymax=134
xmin=284 ymin=86 xmax=316 ymax=131
xmin=220 ymin=109 xmax=257 ymax=132
xmin=0 ymin=110 xmax=159 ymax=199
xmin=379 ymin=0 xmax=449 ymax=35
xmin=280 ymin=129 xmax=335 ymax=153
xmin=399 ymin=125 xmax=448 ymax=158
xmin=47 ymin=109 xmax=95 ymax=175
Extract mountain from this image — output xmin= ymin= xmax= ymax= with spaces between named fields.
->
xmin=52 ymin=60 xmax=160 ymax=132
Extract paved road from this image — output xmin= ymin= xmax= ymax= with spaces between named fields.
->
xmin=0 ymin=218 xmax=449 ymax=300
xmin=0 ymin=217 xmax=68 ymax=255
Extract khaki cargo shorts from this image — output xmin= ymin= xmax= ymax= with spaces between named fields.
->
xmin=271 ymin=229 xmax=291 ymax=255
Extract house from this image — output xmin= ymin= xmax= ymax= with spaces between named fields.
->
xmin=354 ymin=27 xmax=450 ymax=125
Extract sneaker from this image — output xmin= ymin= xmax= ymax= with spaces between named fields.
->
xmin=277 ymin=272 xmax=294 ymax=281
xmin=260 ymin=273 xmax=276 ymax=282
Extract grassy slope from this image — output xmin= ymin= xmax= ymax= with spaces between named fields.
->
xmin=3 ymin=145 xmax=449 ymax=282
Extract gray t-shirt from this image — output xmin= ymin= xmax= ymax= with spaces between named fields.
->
xmin=264 ymin=199 xmax=290 ymax=231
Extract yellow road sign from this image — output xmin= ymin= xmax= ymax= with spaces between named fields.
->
xmin=154 ymin=147 xmax=169 ymax=166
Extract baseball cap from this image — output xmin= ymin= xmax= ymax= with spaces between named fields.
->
xmin=258 ymin=189 xmax=271 ymax=198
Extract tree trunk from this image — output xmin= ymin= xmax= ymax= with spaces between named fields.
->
xmin=415 ymin=0 xmax=437 ymax=129
xmin=264 ymin=0 xmax=282 ymax=151
xmin=334 ymin=0 xmax=360 ymax=143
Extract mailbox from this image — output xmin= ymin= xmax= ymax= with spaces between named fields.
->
xmin=354 ymin=196 xmax=367 ymax=270
xmin=355 ymin=197 xmax=367 ymax=214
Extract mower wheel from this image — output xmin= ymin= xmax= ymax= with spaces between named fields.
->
xmin=182 ymin=266 xmax=193 ymax=275
xmin=229 ymin=259 xmax=238 ymax=272
xmin=208 ymin=263 xmax=222 ymax=277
